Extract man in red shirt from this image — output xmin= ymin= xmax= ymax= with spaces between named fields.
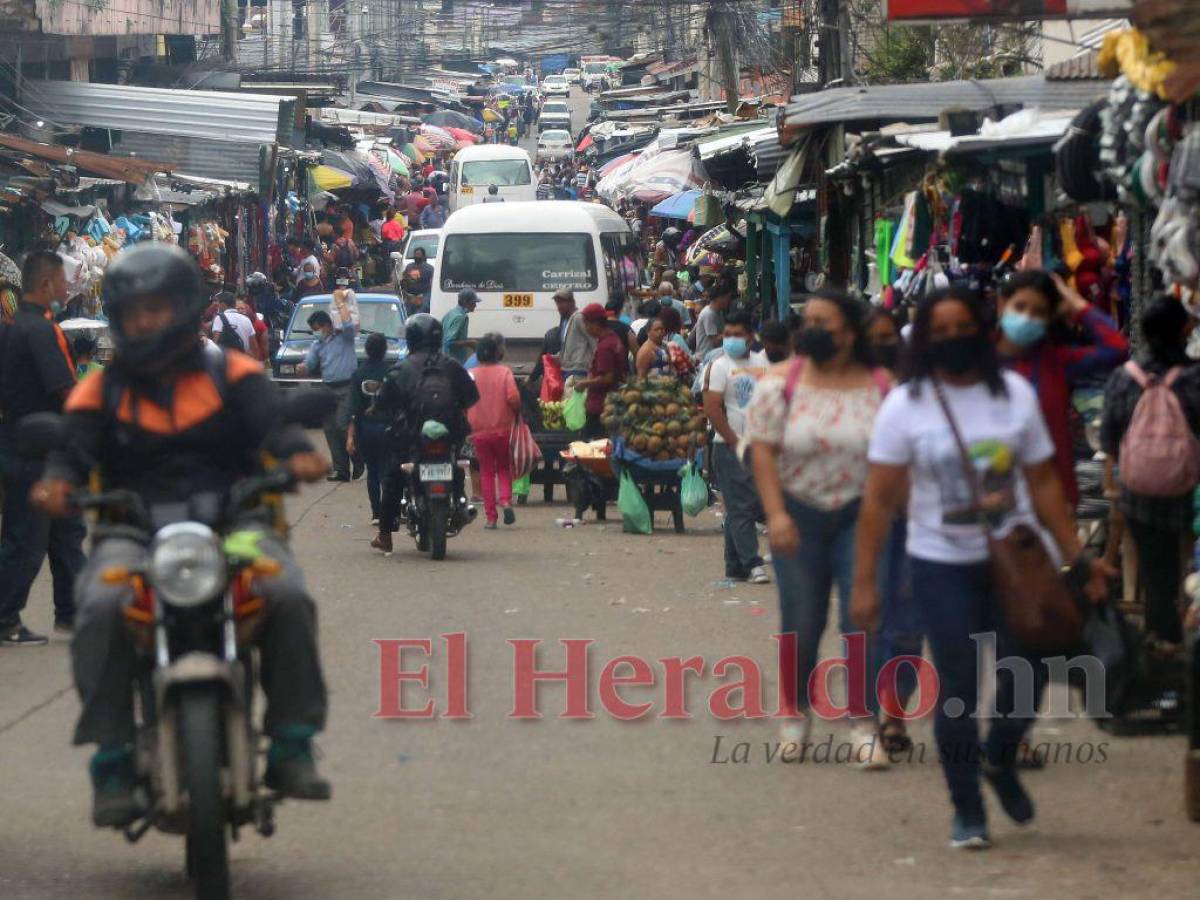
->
xmin=405 ymin=183 xmax=430 ymax=221
xmin=572 ymin=303 xmax=627 ymax=439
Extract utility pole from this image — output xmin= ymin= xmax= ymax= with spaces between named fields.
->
xmin=708 ymin=3 xmax=740 ymax=115
xmin=222 ymin=0 xmax=240 ymax=63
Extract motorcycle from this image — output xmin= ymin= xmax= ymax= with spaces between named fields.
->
xmin=18 ymin=391 xmax=334 ymax=900
xmin=399 ymin=423 xmax=476 ymax=560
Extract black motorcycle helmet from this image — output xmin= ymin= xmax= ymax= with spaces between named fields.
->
xmin=405 ymin=313 xmax=443 ymax=353
xmin=102 ymin=243 xmax=206 ymax=375
xmin=661 ymin=227 xmax=682 ymax=249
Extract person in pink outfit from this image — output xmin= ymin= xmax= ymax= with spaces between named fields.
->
xmin=467 ymin=333 xmax=521 ymax=528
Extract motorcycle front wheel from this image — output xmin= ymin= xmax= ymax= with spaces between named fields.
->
xmin=180 ymin=686 xmax=231 ymax=900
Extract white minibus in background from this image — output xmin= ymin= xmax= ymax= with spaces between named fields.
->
xmin=448 ymin=145 xmax=535 ymax=212
xmin=431 ymin=201 xmax=638 ymax=375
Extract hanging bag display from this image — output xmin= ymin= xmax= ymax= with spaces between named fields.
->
xmin=693 ymin=183 xmax=722 ymax=229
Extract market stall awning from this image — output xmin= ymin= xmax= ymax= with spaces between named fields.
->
xmin=782 ymin=74 xmax=1107 ymax=131
xmin=41 ymin=199 xmax=96 ymax=218
xmin=649 ymin=189 xmax=701 ymax=220
xmin=310 ymin=165 xmax=355 ymax=191
xmin=893 ymin=108 xmax=1076 ymax=156
xmin=576 ymin=135 xmax=594 ymax=153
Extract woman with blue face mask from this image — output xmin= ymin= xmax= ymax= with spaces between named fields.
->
xmin=995 ymin=270 xmax=1127 ymax=507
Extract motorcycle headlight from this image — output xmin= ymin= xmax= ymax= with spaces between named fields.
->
xmin=149 ymin=523 xmax=226 ymax=607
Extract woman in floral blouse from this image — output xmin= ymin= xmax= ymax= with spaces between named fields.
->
xmin=745 ymin=289 xmax=891 ymax=769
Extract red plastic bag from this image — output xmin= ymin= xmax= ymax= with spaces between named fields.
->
xmin=510 ymin=416 xmax=543 ymax=479
xmin=540 ymin=354 xmax=564 ymax=402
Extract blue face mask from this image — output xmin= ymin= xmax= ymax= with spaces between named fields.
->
xmin=723 ymin=336 xmax=748 ymax=359
xmin=1000 ymin=310 xmax=1046 ymax=348
xmin=49 ymin=300 xmax=62 ymax=316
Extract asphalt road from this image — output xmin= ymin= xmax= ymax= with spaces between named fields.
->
xmin=520 ymin=85 xmax=591 ymax=163
xmin=1 ymin=467 xmax=1199 ymax=899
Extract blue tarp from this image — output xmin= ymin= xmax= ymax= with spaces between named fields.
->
xmin=649 ymin=190 xmax=701 ymax=220
xmin=611 ymin=438 xmax=703 ymax=476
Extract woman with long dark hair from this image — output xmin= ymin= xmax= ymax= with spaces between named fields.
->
xmin=996 ymin=269 xmax=1126 ymax=504
xmin=745 ymin=289 xmax=892 ymax=769
xmin=852 ymin=286 xmax=1112 ymax=849
xmin=1100 ymin=296 xmax=1200 ymax=647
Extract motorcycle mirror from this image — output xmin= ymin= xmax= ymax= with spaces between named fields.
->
xmin=282 ymin=390 xmax=338 ymax=429
xmin=15 ymin=412 xmax=69 ymax=458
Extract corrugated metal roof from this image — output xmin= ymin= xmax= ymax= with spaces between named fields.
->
xmin=110 ymin=132 xmax=265 ymax=183
xmin=751 ymin=130 xmax=785 ymax=179
xmin=1046 ymin=50 xmax=1103 ymax=81
xmin=24 ymin=81 xmax=293 ymax=146
xmin=783 ymin=75 xmax=1107 ymax=129
xmin=696 ymin=124 xmax=776 ymax=160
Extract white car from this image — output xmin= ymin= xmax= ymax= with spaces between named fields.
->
xmin=537 ymin=129 xmax=574 ymax=162
xmin=541 ymin=75 xmax=570 ymax=96
xmin=562 ymin=68 xmax=582 ymax=85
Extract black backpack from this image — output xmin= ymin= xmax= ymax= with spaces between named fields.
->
xmin=216 ymin=311 xmax=246 ymax=352
xmin=411 ymin=354 xmax=461 ymax=432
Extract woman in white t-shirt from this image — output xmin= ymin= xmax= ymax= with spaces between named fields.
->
xmin=744 ymin=290 xmax=891 ymax=769
xmin=850 ymin=286 xmax=1112 ymax=851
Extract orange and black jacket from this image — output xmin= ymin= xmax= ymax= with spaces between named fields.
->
xmin=46 ymin=349 xmax=311 ymax=506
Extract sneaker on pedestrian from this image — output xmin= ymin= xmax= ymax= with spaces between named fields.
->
xmin=53 ymin=619 xmax=74 ymax=635
xmin=503 ymin=507 xmax=516 ymax=525
xmin=326 ymin=472 xmax=350 ymax=483
xmin=983 ymin=762 xmax=1035 ymax=824
xmin=1 ymin=623 xmax=48 ymax=647
xmin=370 ymin=517 xmax=380 ymax=527
xmin=748 ymin=565 xmax=771 ymax=584
xmin=351 ymin=462 xmax=365 ymax=481
xmin=849 ymin=724 xmax=890 ymax=770
xmin=484 ymin=520 xmax=498 ymax=530
xmin=949 ymin=810 xmax=991 ymax=850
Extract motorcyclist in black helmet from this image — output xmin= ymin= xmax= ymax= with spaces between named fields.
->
xmin=246 ymin=270 xmax=292 ymax=332
xmin=653 ymin=226 xmax=683 ymax=285
xmin=31 ymin=243 xmax=333 ymax=827
xmin=367 ymin=313 xmax=478 ymax=554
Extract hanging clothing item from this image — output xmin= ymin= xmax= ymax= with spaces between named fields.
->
xmin=891 ymin=193 xmax=918 ymax=271
xmin=874 ymin=218 xmax=894 ymax=286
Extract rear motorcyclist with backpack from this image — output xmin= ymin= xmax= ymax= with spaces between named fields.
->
xmin=368 ymin=314 xmax=479 ymax=555
xmin=29 ymin=243 xmax=332 ymax=827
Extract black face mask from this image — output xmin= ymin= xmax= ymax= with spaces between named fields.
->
xmin=765 ymin=346 xmax=789 ymax=364
xmin=796 ymin=327 xmax=837 ymax=364
xmin=872 ymin=343 xmax=900 ymax=372
xmin=928 ymin=335 xmax=985 ymax=375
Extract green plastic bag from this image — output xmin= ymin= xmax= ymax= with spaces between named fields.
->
xmin=679 ymin=462 xmax=708 ymax=517
xmin=563 ymin=389 xmax=587 ymax=432
xmin=618 ymin=470 xmax=653 ymax=534
xmin=513 ymin=473 xmax=531 ymax=497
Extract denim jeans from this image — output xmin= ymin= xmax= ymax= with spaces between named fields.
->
xmin=771 ymin=495 xmax=875 ymax=716
xmin=323 ymin=382 xmax=354 ymax=478
xmin=0 ymin=454 xmax=86 ymax=629
xmin=874 ymin=519 xmax=924 ymax=715
xmin=359 ymin=420 xmax=391 ymax=520
xmin=909 ymin=557 xmax=1042 ymax=816
xmin=711 ymin=442 xmax=762 ymax=578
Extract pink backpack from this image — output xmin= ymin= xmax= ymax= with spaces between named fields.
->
xmin=1118 ymin=361 xmax=1200 ymax=497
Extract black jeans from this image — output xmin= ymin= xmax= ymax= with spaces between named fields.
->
xmin=0 ymin=454 xmax=86 ymax=629
xmin=1127 ymin=517 xmax=1185 ymax=643
xmin=359 ymin=421 xmax=391 ymax=520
